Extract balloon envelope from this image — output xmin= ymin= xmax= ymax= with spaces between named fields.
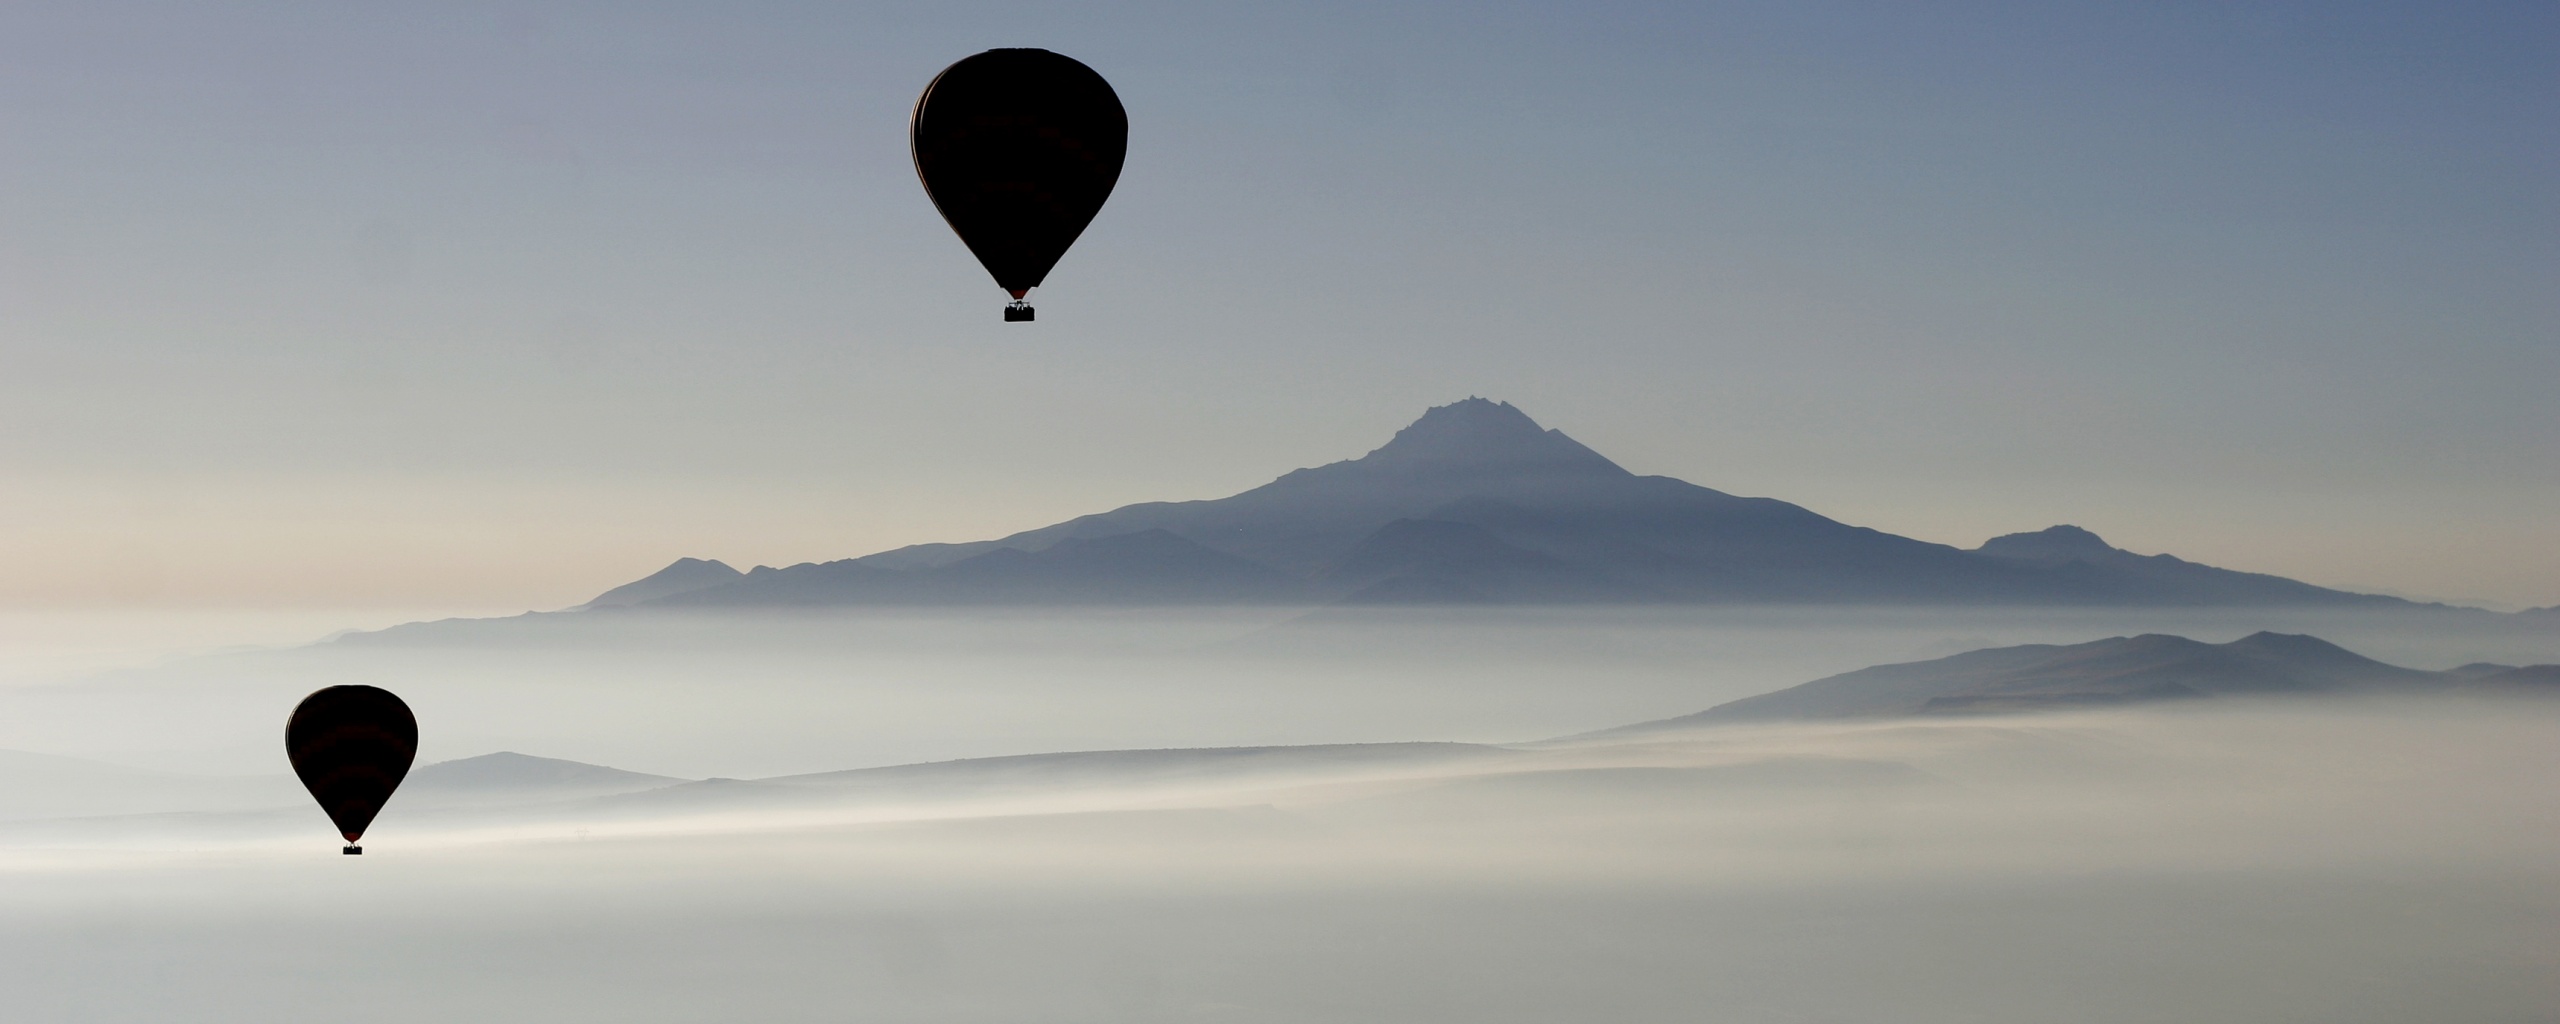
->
xmin=285 ymin=685 xmax=417 ymax=845
xmin=911 ymin=48 xmax=1127 ymax=302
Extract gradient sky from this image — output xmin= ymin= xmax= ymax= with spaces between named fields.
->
xmin=1 ymin=1 xmax=2551 ymax=609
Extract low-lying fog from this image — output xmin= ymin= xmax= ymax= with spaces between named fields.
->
xmin=1 ymin=604 xmax=2551 ymax=777
xmin=1 ymin=606 xmax=2555 ymax=1022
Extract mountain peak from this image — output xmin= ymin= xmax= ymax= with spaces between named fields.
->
xmin=563 ymin=399 xmax=2410 ymax=610
xmin=2219 ymin=631 xmax=2380 ymax=668
xmin=1351 ymin=397 xmax=1629 ymax=479
xmin=1975 ymin=524 xmax=2119 ymax=563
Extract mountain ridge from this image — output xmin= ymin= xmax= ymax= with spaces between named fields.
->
xmin=571 ymin=398 xmax=2451 ymax=610
xmin=1605 ymin=631 xmax=2555 ymax=729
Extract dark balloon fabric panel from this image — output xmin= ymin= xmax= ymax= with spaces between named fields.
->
xmin=911 ymin=49 xmax=1127 ymax=298
xmin=285 ymin=685 xmax=417 ymax=843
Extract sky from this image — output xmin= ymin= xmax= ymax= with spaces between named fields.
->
xmin=0 ymin=1 xmax=2551 ymax=610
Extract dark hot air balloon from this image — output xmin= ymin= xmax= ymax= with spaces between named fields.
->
xmin=285 ymin=685 xmax=417 ymax=855
xmin=911 ymin=48 xmax=1127 ymax=322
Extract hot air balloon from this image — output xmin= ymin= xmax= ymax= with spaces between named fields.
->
xmin=285 ymin=685 xmax=417 ymax=855
xmin=911 ymin=48 xmax=1127 ymax=322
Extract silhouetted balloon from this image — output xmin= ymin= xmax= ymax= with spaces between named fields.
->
xmin=911 ymin=48 xmax=1127 ymax=321
xmin=285 ymin=685 xmax=417 ymax=854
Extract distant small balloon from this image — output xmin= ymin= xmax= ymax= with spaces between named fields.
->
xmin=910 ymin=48 xmax=1128 ymax=322
xmin=285 ymin=685 xmax=417 ymax=855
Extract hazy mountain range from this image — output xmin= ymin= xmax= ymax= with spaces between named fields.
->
xmin=10 ymin=632 xmax=2550 ymax=833
xmin=1610 ymin=632 xmax=2560 ymax=727
xmin=576 ymin=398 xmax=2459 ymax=610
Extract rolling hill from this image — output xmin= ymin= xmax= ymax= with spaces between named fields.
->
xmin=1611 ymin=632 xmax=2559 ymax=727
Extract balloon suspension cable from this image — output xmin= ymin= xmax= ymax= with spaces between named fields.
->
xmin=1003 ymin=300 xmax=1035 ymax=323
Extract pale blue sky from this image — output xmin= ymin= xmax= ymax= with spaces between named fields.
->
xmin=0 ymin=1 xmax=2551 ymax=607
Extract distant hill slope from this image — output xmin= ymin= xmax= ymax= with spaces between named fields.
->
xmin=402 ymin=752 xmax=685 ymax=807
xmin=658 ymin=529 xmax=1304 ymax=607
xmin=764 ymin=742 xmax=1520 ymax=793
xmin=409 ymin=751 xmax=682 ymax=792
xmin=570 ymin=398 xmax=2435 ymax=610
xmin=2466 ymin=664 xmax=2560 ymax=691
xmin=567 ymin=743 xmax=1527 ymax=818
xmin=1608 ymin=632 xmax=2554 ymax=729
xmin=580 ymin=558 xmax=741 ymax=609
xmin=1967 ymin=526 xmax=2387 ymax=605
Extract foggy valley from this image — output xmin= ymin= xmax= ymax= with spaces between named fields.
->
xmin=0 ymin=605 xmax=2554 ymax=1022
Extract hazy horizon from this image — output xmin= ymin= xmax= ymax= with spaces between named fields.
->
xmin=4 ymin=4 xmax=2556 ymax=1020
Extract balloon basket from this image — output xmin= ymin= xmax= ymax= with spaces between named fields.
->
xmin=343 ymin=845 xmax=362 ymax=855
xmin=1003 ymin=302 xmax=1035 ymax=322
